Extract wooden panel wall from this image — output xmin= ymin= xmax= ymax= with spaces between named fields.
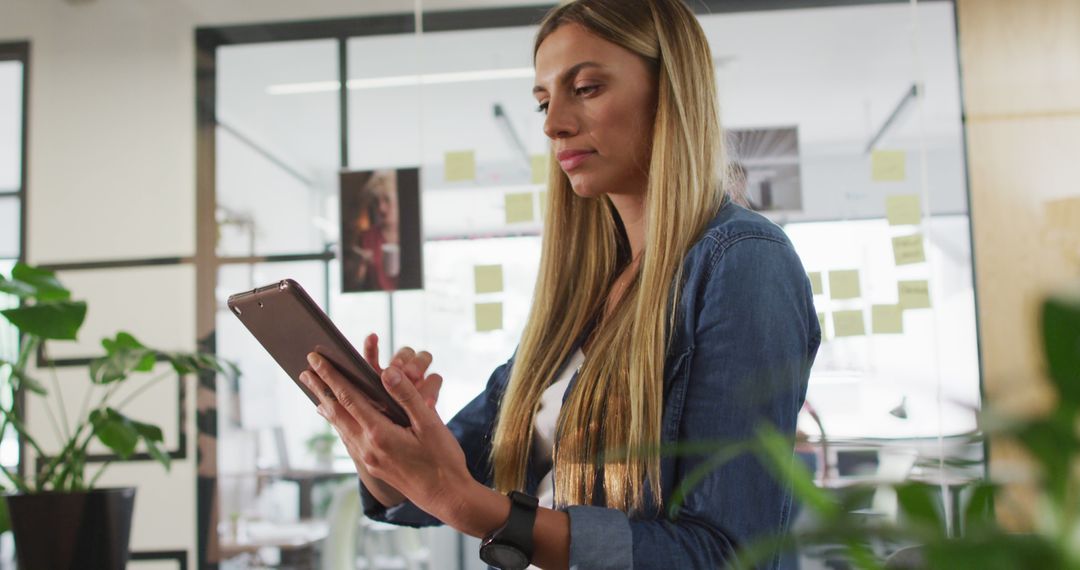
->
xmin=956 ymin=0 xmax=1080 ymax=528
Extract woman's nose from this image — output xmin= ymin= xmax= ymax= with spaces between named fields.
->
xmin=543 ymin=98 xmax=579 ymax=140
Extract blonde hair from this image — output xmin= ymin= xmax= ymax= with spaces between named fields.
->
xmin=490 ymin=0 xmax=727 ymax=515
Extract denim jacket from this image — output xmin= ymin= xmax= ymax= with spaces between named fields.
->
xmin=360 ymin=200 xmax=821 ymax=569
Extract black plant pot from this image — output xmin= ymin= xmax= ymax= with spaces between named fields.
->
xmin=5 ymin=487 xmax=136 ymax=570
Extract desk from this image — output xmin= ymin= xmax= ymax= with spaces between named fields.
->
xmin=219 ymin=518 xmax=329 ymax=569
xmin=274 ymin=469 xmax=356 ymax=518
xmin=220 ymin=468 xmax=356 ymax=519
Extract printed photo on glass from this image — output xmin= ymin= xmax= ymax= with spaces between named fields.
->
xmin=339 ymin=168 xmax=423 ymax=292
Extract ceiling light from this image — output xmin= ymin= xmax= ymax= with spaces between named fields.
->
xmin=267 ymin=67 xmax=535 ymax=95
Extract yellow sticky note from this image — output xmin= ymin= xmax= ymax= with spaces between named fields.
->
xmin=474 ymin=265 xmax=504 ymax=294
xmin=892 ymin=234 xmax=926 ymax=265
xmin=872 ymin=304 xmax=904 ymax=334
xmin=475 ymin=302 xmax=503 ymax=332
xmin=898 ymin=280 xmax=931 ymax=309
xmin=833 ymin=310 xmax=866 ymax=337
xmin=445 ymin=150 xmax=476 ymax=182
xmin=817 ymin=312 xmax=826 ymax=334
xmin=829 ymin=270 xmax=861 ymax=300
xmin=886 ymin=194 xmax=921 ymax=226
xmin=809 ymin=272 xmax=823 ymax=296
xmin=1044 ymin=196 xmax=1080 ymax=230
xmin=505 ymin=192 xmax=535 ymax=224
xmin=531 ymin=154 xmax=549 ymax=184
xmin=872 ymin=150 xmax=906 ymax=182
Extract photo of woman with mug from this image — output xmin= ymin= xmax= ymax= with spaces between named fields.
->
xmin=340 ymin=168 xmax=423 ymax=292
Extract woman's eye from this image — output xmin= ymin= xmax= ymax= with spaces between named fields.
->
xmin=574 ymin=85 xmax=599 ymax=96
xmin=535 ymin=102 xmax=549 ymax=114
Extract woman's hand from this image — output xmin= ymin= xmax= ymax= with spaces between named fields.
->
xmin=362 ymin=333 xmax=443 ymax=409
xmin=300 ymin=350 xmax=472 ymax=519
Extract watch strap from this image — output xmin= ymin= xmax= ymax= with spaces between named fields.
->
xmin=501 ymin=491 xmax=538 ymax=558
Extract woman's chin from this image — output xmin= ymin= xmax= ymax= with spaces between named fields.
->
xmin=567 ymin=178 xmax=606 ymax=200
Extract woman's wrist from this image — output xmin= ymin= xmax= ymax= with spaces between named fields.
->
xmin=437 ymin=480 xmax=511 ymax=538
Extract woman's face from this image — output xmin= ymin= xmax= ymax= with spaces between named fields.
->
xmin=533 ymin=23 xmax=656 ymax=200
xmin=533 ymin=23 xmax=658 ymax=199
xmin=368 ymin=171 xmax=398 ymax=229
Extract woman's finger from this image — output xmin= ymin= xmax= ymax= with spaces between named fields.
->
xmin=403 ymin=351 xmax=433 ymax=383
xmin=417 ymin=373 xmax=443 ymax=409
xmin=363 ymin=333 xmax=382 ymax=374
xmin=299 ymin=369 xmax=365 ymax=438
xmin=380 ymin=367 xmax=437 ymax=429
xmin=389 ymin=346 xmax=416 ymax=369
xmin=305 ymin=353 xmax=397 ymax=434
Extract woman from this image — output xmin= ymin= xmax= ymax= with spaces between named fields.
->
xmin=349 ymin=169 xmax=401 ymax=291
xmin=301 ymin=0 xmax=820 ymax=568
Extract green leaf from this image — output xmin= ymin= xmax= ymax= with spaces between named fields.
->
xmin=90 ymin=332 xmax=158 ymax=384
xmin=1042 ymin=290 xmax=1080 ymax=410
xmin=895 ymin=482 xmax=946 ymax=533
xmin=11 ymin=368 xmax=47 ymax=395
xmin=754 ymin=423 xmax=840 ymax=519
xmin=1 ymin=301 xmax=87 ymax=340
xmin=0 ymin=359 xmax=48 ymax=395
xmin=91 ymin=409 xmax=170 ymax=471
xmin=129 ymin=414 xmax=170 ymax=471
xmin=0 ymin=495 xmax=9 ymax=535
xmin=963 ymin=482 xmax=996 ymax=534
xmin=90 ymin=409 xmax=138 ymax=458
xmin=666 ymin=441 xmax=751 ymax=518
xmin=924 ymin=533 xmax=1063 ymax=570
xmin=129 ymin=417 xmax=163 ymax=443
xmin=0 ymin=275 xmax=35 ymax=299
xmin=102 ymin=331 xmax=146 ymax=354
xmin=11 ymin=263 xmax=71 ymax=302
xmin=143 ymin=439 xmax=171 ymax=471
xmin=1012 ymin=411 xmax=1079 ymax=500
xmin=166 ymin=352 xmax=240 ymax=380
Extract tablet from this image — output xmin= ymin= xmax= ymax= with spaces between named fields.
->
xmin=227 ymin=279 xmax=410 ymax=426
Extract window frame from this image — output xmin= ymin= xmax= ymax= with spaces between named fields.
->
xmin=0 ymin=41 xmax=29 ymax=480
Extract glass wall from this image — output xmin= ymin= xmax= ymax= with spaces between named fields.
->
xmin=0 ymin=49 xmax=25 ymax=474
xmin=202 ymin=2 xmax=981 ymax=568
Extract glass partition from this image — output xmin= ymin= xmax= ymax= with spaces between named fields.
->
xmin=204 ymin=3 xmax=982 ymax=568
xmin=0 ymin=53 xmax=24 ymax=475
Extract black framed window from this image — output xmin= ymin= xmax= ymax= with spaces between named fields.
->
xmin=0 ymin=41 xmax=29 ymax=473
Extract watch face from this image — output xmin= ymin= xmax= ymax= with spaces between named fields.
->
xmin=480 ymin=543 xmax=528 ymax=570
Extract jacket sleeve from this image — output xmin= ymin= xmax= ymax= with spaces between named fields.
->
xmin=359 ymin=355 xmax=514 ymax=527
xmin=565 ymin=235 xmax=819 ymax=569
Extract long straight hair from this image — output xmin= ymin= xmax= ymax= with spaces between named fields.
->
xmin=490 ymin=0 xmax=727 ymax=515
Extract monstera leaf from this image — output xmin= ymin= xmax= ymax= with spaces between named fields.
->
xmin=89 ymin=332 xmax=157 ymax=384
xmin=90 ymin=407 xmax=170 ymax=470
xmin=10 ymin=263 xmax=71 ymax=302
xmin=1 ymin=301 xmax=86 ymax=340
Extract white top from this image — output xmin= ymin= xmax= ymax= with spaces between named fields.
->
xmin=533 ymin=349 xmax=586 ymax=509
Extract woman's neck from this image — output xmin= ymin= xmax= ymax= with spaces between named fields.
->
xmin=607 ymin=192 xmax=646 ymax=260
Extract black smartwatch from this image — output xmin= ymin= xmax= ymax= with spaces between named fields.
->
xmin=479 ymin=490 xmax=539 ymax=570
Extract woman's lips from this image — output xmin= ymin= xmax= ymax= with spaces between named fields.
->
xmin=557 ymin=150 xmax=594 ymax=171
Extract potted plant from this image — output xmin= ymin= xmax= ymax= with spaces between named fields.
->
xmin=306 ymin=426 xmax=339 ymax=471
xmin=0 ymin=263 xmax=238 ymax=569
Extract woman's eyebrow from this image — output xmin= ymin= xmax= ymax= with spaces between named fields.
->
xmin=533 ymin=61 xmax=606 ymax=94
